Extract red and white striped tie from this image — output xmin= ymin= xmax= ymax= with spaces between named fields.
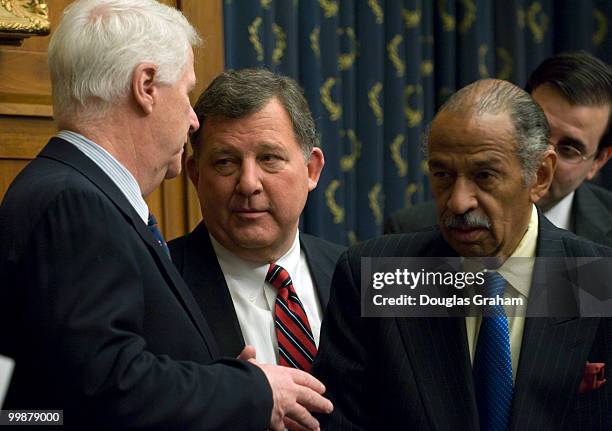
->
xmin=266 ymin=263 xmax=317 ymax=372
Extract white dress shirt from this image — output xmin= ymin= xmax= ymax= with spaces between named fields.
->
xmin=465 ymin=203 xmax=539 ymax=381
xmin=210 ymin=230 xmax=323 ymax=365
xmin=543 ymin=190 xmax=574 ymax=231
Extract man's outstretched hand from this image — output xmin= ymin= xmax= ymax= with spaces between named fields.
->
xmin=238 ymin=345 xmax=333 ymax=431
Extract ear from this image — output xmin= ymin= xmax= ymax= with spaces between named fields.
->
xmin=132 ymin=63 xmax=158 ymax=115
xmin=586 ymin=146 xmax=612 ymax=180
xmin=530 ymin=148 xmax=557 ymax=203
xmin=186 ymin=155 xmax=199 ymax=187
xmin=306 ymin=147 xmax=325 ymax=191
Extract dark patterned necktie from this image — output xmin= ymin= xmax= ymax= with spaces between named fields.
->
xmin=147 ymin=213 xmax=170 ymax=258
xmin=266 ymin=263 xmax=317 ymax=372
xmin=473 ymin=271 xmax=513 ymax=431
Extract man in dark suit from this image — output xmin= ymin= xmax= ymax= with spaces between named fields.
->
xmin=0 ymin=1 xmax=331 ymax=429
xmin=386 ymin=52 xmax=612 ymax=247
xmin=314 ymin=79 xmax=612 ymax=430
xmin=169 ymin=69 xmax=345 ymax=367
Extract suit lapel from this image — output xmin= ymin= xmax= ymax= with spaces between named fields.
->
xmin=395 ymin=233 xmax=479 ymax=430
xmin=39 ymin=138 xmax=218 ymax=356
xmin=396 ymin=317 xmax=479 ymax=430
xmin=300 ymin=233 xmax=333 ymax=307
xmin=510 ymin=215 xmax=600 ymax=430
xmin=181 ymin=223 xmax=246 ymax=357
xmin=573 ymin=183 xmax=612 ymax=243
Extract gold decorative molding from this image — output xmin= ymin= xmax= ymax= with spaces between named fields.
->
xmin=402 ymin=7 xmax=421 ymax=28
xmin=325 ymin=179 xmax=345 ymax=224
xmin=337 ymin=27 xmax=357 ymax=71
xmin=438 ymin=0 xmax=456 ymax=32
xmin=340 ymin=129 xmax=362 ymax=172
xmin=0 ymin=0 xmax=50 ymax=45
xmin=310 ymin=26 xmax=320 ymax=58
xmin=496 ymin=47 xmax=513 ymax=81
xmin=390 ymin=134 xmax=407 ymax=177
xmin=421 ymin=60 xmax=433 ymax=76
xmin=404 ymin=84 xmax=423 ymax=128
xmin=319 ymin=0 xmax=338 ymax=19
xmin=248 ymin=16 xmax=264 ymax=61
xmin=368 ymin=0 xmax=384 ymax=24
xmin=368 ymin=82 xmax=383 ymax=126
xmin=478 ymin=44 xmax=489 ymax=78
xmin=593 ymin=9 xmax=607 ymax=47
xmin=387 ymin=35 xmax=405 ymax=77
xmin=320 ymin=77 xmax=342 ymax=121
xmin=459 ymin=0 xmax=476 ymax=34
xmin=272 ymin=23 xmax=286 ymax=66
xmin=527 ymin=2 xmax=548 ymax=44
xmin=368 ymin=183 xmax=384 ymax=226
xmin=404 ymin=183 xmax=418 ymax=207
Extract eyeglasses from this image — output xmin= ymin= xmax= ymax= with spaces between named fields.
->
xmin=554 ymin=144 xmax=598 ymax=164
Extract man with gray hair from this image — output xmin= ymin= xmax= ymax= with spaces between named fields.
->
xmin=386 ymin=52 xmax=612 ymax=248
xmin=0 ymin=1 xmax=331 ymax=429
xmin=313 ymin=79 xmax=612 ymax=430
xmin=169 ymin=69 xmax=345 ymax=371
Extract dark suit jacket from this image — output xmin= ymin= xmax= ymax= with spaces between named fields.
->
xmin=385 ymin=182 xmax=612 ymax=247
xmin=168 ymin=222 xmax=345 ymax=358
xmin=573 ymin=182 xmax=612 ymax=247
xmin=0 ymin=138 xmax=272 ymax=430
xmin=313 ymin=215 xmax=612 ymax=430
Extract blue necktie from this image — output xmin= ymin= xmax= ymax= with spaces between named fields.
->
xmin=147 ymin=213 xmax=170 ymax=258
xmin=473 ymin=271 xmax=513 ymax=431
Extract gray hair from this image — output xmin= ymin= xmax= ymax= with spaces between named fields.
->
xmin=430 ymin=79 xmax=550 ymax=184
xmin=191 ymin=69 xmax=319 ymax=161
xmin=48 ymin=0 xmax=200 ymax=122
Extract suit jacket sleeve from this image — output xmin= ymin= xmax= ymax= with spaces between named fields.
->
xmin=3 ymin=188 xmax=272 ymax=430
xmin=312 ymin=251 xmax=369 ymax=430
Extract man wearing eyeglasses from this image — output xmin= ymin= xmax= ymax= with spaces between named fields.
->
xmin=385 ymin=51 xmax=612 ymax=247
xmin=525 ymin=52 xmax=612 ymax=246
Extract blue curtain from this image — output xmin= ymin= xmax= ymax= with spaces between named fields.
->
xmin=223 ymin=0 xmax=611 ymax=245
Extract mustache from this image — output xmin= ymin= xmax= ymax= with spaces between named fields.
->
xmin=442 ymin=211 xmax=491 ymax=230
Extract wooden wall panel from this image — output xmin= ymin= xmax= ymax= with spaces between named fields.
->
xmin=0 ymin=0 xmax=224 ymax=241
xmin=0 ymin=159 xmax=29 ymax=199
xmin=181 ymin=0 xmax=225 ymax=234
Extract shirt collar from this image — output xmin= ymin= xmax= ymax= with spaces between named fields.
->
xmin=210 ymin=229 xmax=301 ymax=291
xmin=462 ymin=204 xmax=538 ymax=298
xmin=543 ymin=191 xmax=575 ymax=230
xmin=57 ymin=130 xmax=149 ymax=224
xmin=497 ymin=203 xmax=539 ymax=298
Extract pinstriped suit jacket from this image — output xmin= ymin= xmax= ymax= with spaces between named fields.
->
xmin=313 ymin=214 xmax=612 ymax=430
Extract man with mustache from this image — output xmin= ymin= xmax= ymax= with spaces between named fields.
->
xmin=313 ymin=79 xmax=612 ymax=430
xmin=169 ymin=69 xmax=345 ymax=371
xmin=385 ymin=52 xmax=612 ymax=248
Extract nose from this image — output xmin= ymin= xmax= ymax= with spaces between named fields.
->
xmin=446 ymin=177 xmax=478 ymax=215
xmin=235 ymin=159 xmax=263 ymax=197
xmin=189 ymin=106 xmax=200 ymax=134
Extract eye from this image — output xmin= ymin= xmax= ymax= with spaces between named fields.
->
xmin=556 ymin=144 xmax=582 ymax=160
xmin=212 ymin=157 xmax=238 ymax=175
xmin=474 ymin=170 xmax=498 ymax=185
xmin=259 ymin=153 xmax=286 ymax=171
xmin=261 ymin=154 xmax=281 ymax=162
xmin=432 ymin=170 xmax=450 ymax=178
xmin=475 ymin=171 xmax=493 ymax=180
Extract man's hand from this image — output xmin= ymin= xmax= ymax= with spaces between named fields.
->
xmin=251 ymin=361 xmax=333 ymax=431
xmin=237 ymin=345 xmax=256 ymax=361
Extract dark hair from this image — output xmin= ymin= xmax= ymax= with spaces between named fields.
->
xmin=190 ymin=68 xmax=318 ymax=160
xmin=434 ymin=79 xmax=550 ymax=184
xmin=525 ymin=51 xmax=612 ymax=152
